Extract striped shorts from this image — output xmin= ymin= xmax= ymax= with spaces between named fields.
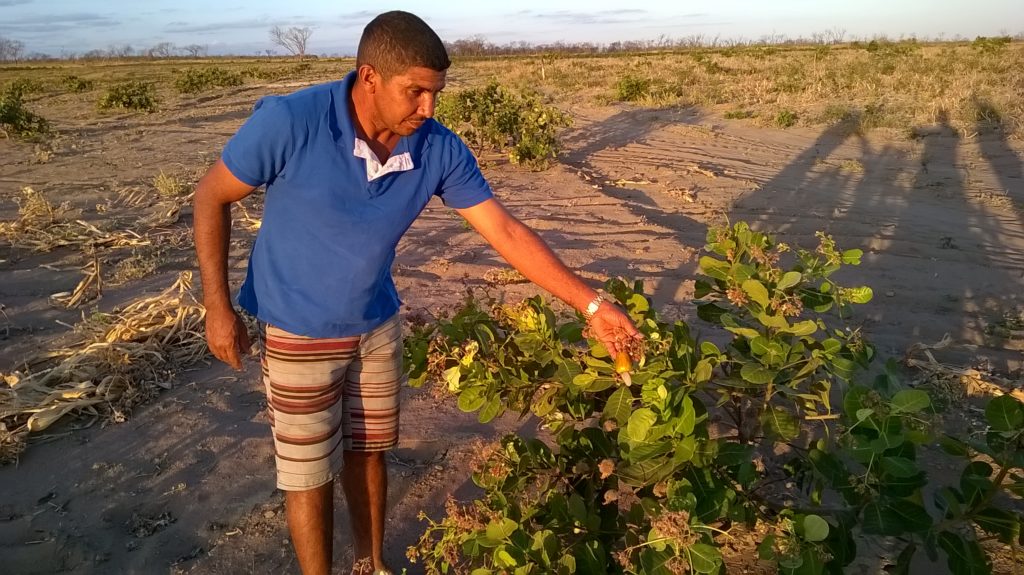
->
xmin=259 ymin=315 xmax=402 ymax=491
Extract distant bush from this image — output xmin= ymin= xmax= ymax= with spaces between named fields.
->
xmin=864 ymin=39 xmax=920 ymax=57
xmin=972 ymin=36 xmax=1012 ymax=54
xmin=98 ymin=81 xmax=158 ymax=112
xmin=0 ymin=84 xmax=48 ymax=138
xmin=436 ymin=81 xmax=570 ymax=169
xmin=8 ymin=77 xmax=44 ymax=95
xmin=723 ymin=109 xmax=755 ymax=120
xmin=614 ymin=75 xmax=651 ymax=102
xmin=60 ymin=74 xmax=95 ymax=93
xmin=174 ymin=67 xmax=244 ymax=94
xmin=775 ymin=109 xmax=798 ymax=128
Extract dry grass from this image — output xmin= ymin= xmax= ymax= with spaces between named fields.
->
xmin=0 ymin=187 xmax=149 ymax=252
xmin=451 ymin=42 xmax=1024 ymax=135
xmin=153 ymin=170 xmax=190 ymax=198
xmin=483 ymin=267 xmax=528 ymax=286
xmin=0 ymin=272 xmax=209 ymax=464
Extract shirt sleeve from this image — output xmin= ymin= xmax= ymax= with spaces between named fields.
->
xmin=221 ymin=96 xmax=295 ymax=187
xmin=435 ymin=135 xmax=494 ymax=209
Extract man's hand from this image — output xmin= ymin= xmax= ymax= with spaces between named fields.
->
xmin=205 ymin=307 xmax=252 ymax=370
xmin=588 ymin=302 xmax=643 ymax=358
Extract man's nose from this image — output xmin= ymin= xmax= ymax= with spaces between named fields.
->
xmin=419 ymin=93 xmax=436 ymax=118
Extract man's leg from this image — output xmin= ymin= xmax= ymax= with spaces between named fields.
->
xmin=342 ymin=315 xmax=402 ymax=574
xmin=342 ymin=450 xmax=388 ymax=572
xmin=261 ymin=323 xmax=360 ymax=575
xmin=286 ymin=481 xmax=334 ymax=575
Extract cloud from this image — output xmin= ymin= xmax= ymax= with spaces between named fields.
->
xmin=339 ymin=11 xmax=377 ymax=21
xmin=165 ymin=17 xmax=318 ymax=34
xmin=519 ymin=9 xmax=650 ymax=26
xmin=1 ymin=12 xmax=118 ymax=28
xmin=0 ymin=0 xmax=33 ymax=6
xmin=0 ymin=12 xmax=120 ymax=36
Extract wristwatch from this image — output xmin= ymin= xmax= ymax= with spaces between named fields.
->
xmin=583 ymin=293 xmax=605 ymax=321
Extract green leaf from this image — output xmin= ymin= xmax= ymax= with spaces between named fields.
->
xmin=802 ymin=515 xmax=829 ymax=542
xmin=757 ymin=534 xmax=777 ymax=560
xmin=862 ymin=500 xmax=933 ymax=536
xmin=678 ymin=395 xmax=696 ymax=436
xmin=693 ymin=359 xmax=713 ymax=383
xmin=687 ymin=543 xmax=723 ymax=574
xmin=777 ymin=271 xmax=802 ymax=291
xmin=617 ymin=456 xmax=674 ymax=487
xmin=478 ymin=396 xmax=502 ymax=424
xmin=604 ymin=386 xmax=633 ymax=426
xmin=762 ymin=406 xmax=800 ymax=441
xmin=493 ymin=547 xmax=517 ymax=568
xmin=725 ymin=325 xmax=762 ymax=339
xmin=846 ymin=286 xmax=873 ymax=304
xmin=938 ymin=435 xmax=970 ymax=456
xmin=750 ymin=336 xmax=771 ymax=356
xmin=985 ymin=395 xmax=1024 ymax=432
xmin=443 ymin=365 xmax=462 ymax=392
xmin=568 ymin=493 xmax=588 ymax=523
xmin=841 ymin=249 xmax=863 ymax=264
xmin=458 ymin=386 xmax=487 ymax=412
xmin=881 ymin=457 xmax=920 ymax=478
xmin=938 ymin=531 xmax=992 ymax=575
xmin=697 ymin=303 xmax=729 ymax=324
xmin=741 ymin=363 xmax=776 ymax=384
xmin=782 ymin=320 xmax=818 ymax=336
xmin=674 ymin=436 xmax=697 ymax=463
xmin=699 ymin=256 xmax=730 ymax=281
xmin=974 ymin=507 xmax=1020 ymax=544
xmin=700 ymin=341 xmax=721 ymax=357
xmin=485 ymin=518 xmax=519 ymax=542
xmin=742 ymin=279 xmax=770 ymax=307
xmin=572 ymin=373 xmax=596 ymax=388
xmin=891 ymin=389 xmax=931 ymax=413
xmin=627 ymin=408 xmax=657 ymax=442
xmin=628 ymin=293 xmax=650 ymax=314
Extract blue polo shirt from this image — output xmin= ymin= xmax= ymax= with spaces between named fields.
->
xmin=222 ymin=72 xmax=493 ymax=337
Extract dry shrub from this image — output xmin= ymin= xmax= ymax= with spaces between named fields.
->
xmin=482 ymin=267 xmax=527 ymax=285
xmin=0 ymin=272 xmax=210 ymax=464
xmin=0 ymin=187 xmax=148 ymax=252
xmin=153 ymin=171 xmax=190 ymax=198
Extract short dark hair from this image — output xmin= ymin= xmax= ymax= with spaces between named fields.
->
xmin=356 ymin=11 xmax=450 ymax=79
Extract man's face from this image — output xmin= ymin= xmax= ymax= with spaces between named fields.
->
xmin=370 ymin=66 xmax=447 ymax=137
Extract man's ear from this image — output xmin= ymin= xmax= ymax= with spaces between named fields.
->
xmin=356 ymin=64 xmax=380 ymax=94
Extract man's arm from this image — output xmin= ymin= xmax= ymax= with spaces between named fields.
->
xmin=193 ymin=159 xmax=257 ymax=369
xmin=457 ymin=198 xmax=642 ymax=356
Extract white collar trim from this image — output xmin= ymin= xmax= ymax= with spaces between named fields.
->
xmin=353 ymin=138 xmax=414 ymax=182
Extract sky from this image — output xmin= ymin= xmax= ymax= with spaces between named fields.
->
xmin=1 ymin=0 xmax=1021 ymax=57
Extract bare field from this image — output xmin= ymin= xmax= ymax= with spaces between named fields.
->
xmin=1 ymin=47 xmax=1023 ymax=574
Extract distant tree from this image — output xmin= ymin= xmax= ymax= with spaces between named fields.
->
xmin=146 ymin=42 xmax=176 ymax=58
xmin=108 ymin=44 xmax=134 ymax=58
xmin=183 ymin=44 xmax=208 ymax=57
xmin=0 ymin=37 xmax=25 ymax=62
xmin=269 ymin=25 xmax=313 ymax=59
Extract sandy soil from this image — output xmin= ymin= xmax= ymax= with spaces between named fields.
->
xmin=1 ymin=77 xmax=1022 ymax=574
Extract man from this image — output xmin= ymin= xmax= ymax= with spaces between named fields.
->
xmin=194 ymin=11 xmax=641 ymax=575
